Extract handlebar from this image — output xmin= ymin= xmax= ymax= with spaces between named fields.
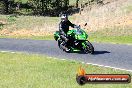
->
xmin=74 ymin=25 xmax=81 ymax=31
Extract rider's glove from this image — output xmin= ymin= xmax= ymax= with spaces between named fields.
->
xmin=74 ymin=25 xmax=80 ymax=29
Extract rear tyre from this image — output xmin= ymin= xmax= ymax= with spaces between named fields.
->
xmin=57 ymin=39 xmax=64 ymax=51
xmin=58 ymin=39 xmax=68 ymax=52
xmin=57 ymin=39 xmax=61 ymax=48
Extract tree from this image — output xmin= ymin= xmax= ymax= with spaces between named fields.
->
xmin=30 ymin=0 xmax=69 ymax=16
xmin=4 ymin=0 xmax=9 ymax=14
xmin=76 ymin=0 xmax=79 ymax=8
xmin=0 ymin=1 xmax=5 ymax=14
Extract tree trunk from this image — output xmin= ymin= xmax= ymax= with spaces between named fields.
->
xmin=4 ymin=0 xmax=9 ymax=14
xmin=76 ymin=0 xmax=79 ymax=8
xmin=41 ymin=0 xmax=44 ymax=15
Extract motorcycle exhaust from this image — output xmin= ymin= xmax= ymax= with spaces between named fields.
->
xmin=60 ymin=44 xmax=67 ymax=51
xmin=60 ymin=35 xmax=68 ymax=42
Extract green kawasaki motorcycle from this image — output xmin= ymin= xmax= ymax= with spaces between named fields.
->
xmin=54 ymin=27 xmax=94 ymax=54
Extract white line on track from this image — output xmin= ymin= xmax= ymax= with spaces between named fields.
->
xmin=49 ymin=58 xmax=132 ymax=72
xmin=0 ymin=50 xmax=132 ymax=72
xmin=61 ymin=59 xmax=66 ymax=60
xmin=59 ymin=59 xmax=132 ymax=72
xmin=86 ymin=62 xmax=132 ymax=72
xmin=0 ymin=51 xmax=9 ymax=53
xmin=0 ymin=51 xmax=16 ymax=53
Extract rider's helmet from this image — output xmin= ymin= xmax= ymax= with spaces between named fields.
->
xmin=61 ymin=14 xmax=68 ymax=22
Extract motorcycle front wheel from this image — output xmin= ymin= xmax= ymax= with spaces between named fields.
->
xmin=83 ymin=41 xmax=94 ymax=54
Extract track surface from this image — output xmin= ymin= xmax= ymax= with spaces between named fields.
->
xmin=0 ymin=38 xmax=132 ymax=71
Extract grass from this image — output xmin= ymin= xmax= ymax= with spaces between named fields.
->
xmin=89 ymin=27 xmax=132 ymax=44
xmin=0 ymin=15 xmax=74 ymax=30
xmin=0 ymin=32 xmax=131 ymax=44
xmin=0 ymin=15 xmax=74 ymax=40
xmin=89 ymin=35 xmax=132 ymax=44
xmin=0 ymin=14 xmax=132 ymax=44
xmin=0 ymin=52 xmax=131 ymax=88
xmin=0 ymin=15 xmax=59 ymax=39
xmin=125 ymin=6 xmax=132 ymax=13
xmin=2 ymin=15 xmax=59 ymax=30
xmin=122 ymin=3 xmax=132 ymax=13
xmin=0 ymin=0 xmax=131 ymax=45
xmin=0 ymin=35 xmax=54 ymax=40
xmin=0 ymin=34 xmax=132 ymax=44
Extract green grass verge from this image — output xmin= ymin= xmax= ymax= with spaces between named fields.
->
xmin=0 ymin=14 xmax=132 ymax=44
xmin=0 ymin=35 xmax=54 ymax=40
xmin=0 ymin=34 xmax=131 ymax=44
xmin=89 ymin=35 xmax=132 ymax=44
xmin=0 ymin=52 xmax=132 ymax=88
xmin=89 ymin=27 xmax=132 ymax=44
xmin=122 ymin=4 xmax=132 ymax=13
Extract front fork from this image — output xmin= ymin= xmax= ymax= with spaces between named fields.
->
xmin=71 ymin=41 xmax=86 ymax=51
xmin=82 ymin=41 xmax=87 ymax=48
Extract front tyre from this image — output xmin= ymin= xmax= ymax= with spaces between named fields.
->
xmin=83 ymin=41 xmax=94 ymax=54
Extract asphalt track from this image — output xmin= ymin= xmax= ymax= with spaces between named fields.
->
xmin=0 ymin=38 xmax=132 ymax=71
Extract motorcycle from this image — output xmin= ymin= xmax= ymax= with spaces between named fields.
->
xmin=54 ymin=26 xmax=94 ymax=54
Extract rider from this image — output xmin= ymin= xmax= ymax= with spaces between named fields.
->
xmin=59 ymin=14 xmax=78 ymax=51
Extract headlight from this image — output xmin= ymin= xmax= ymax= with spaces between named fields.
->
xmin=76 ymin=31 xmax=83 ymax=35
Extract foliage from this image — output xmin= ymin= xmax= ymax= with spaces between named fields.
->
xmin=0 ymin=0 xmax=101 ymax=16
xmin=0 ymin=0 xmax=70 ymax=16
